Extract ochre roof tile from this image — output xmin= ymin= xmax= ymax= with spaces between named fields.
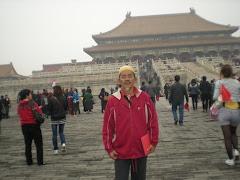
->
xmin=93 ymin=12 xmax=238 ymax=39
xmin=0 ymin=63 xmax=23 ymax=78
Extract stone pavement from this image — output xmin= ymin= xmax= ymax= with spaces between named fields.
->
xmin=1 ymin=98 xmax=240 ymax=180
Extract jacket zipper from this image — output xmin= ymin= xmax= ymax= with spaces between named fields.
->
xmin=130 ymin=104 xmax=134 ymax=159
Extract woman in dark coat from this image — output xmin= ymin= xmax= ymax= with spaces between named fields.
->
xmin=48 ymin=85 xmax=68 ymax=154
xmin=0 ymin=100 xmax=3 ymax=134
xmin=98 ymin=88 xmax=109 ymax=113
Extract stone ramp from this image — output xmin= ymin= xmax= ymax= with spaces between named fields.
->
xmin=1 ymin=98 xmax=240 ymax=179
xmin=182 ymin=62 xmax=219 ymax=81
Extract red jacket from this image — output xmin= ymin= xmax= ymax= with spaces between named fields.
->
xmin=18 ymin=100 xmax=43 ymax=125
xmin=102 ymin=88 xmax=159 ymax=159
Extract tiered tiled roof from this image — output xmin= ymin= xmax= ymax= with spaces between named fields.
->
xmin=93 ymin=11 xmax=238 ymax=39
xmin=84 ymin=10 xmax=239 ymax=56
xmin=0 ymin=63 xmax=24 ymax=79
xmin=85 ymin=37 xmax=240 ymax=52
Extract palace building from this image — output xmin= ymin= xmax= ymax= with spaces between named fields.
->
xmin=0 ymin=63 xmax=25 ymax=81
xmin=84 ymin=9 xmax=240 ymax=63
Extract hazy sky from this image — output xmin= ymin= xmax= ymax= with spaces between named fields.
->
xmin=1 ymin=0 xmax=240 ymax=76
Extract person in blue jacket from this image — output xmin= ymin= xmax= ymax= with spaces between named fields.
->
xmin=72 ymin=88 xmax=80 ymax=116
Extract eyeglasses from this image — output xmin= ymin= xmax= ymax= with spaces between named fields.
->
xmin=120 ymin=74 xmax=134 ymax=79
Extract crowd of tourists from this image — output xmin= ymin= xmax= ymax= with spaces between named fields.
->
xmin=0 ymin=63 xmax=239 ymax=179
xmin=0 ymin=95 xmax=11 ymax=135
xmin=16 ymin=84 xmax=109 ymax=165
xmin=18 ymin=86 xmax=96 ymax=118
xmin=162 ymin=65 xmax=240 ymax=167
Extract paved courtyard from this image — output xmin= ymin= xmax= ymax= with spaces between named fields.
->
xmin=1 ymin=97 xmax=240 ymax=180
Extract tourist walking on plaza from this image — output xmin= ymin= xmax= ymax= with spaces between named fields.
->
xmin=169 ymin=75 xmax=189 ymax=125
xmin=3 ymin=95 xmax=11 ymax=118
xmin=113 ymin=86 xmax=119 ymax=93
xmin=199 ymin=76 xmax=212 ymax=112
xmin=188 ymin=79 xmax=200 ymax=110
xmin=67 ymin=88 xmax=74 ymax=116
xmin=48 ymin=85 xmax=68 ymax=154
xmin=146 ymin=81 xmax=157 ymax=107
xmin=64 ymin=88 xmax=68 ymax=101
xmin=156 ymin=84 xmax=161 ymax=98
xmin=36 ymin=92 xmax=42 ymax=106
xmin=0 ymin=99 xmax=3 ymax=134
xmin=164 ymin=83 xmax=170 ymax=100
xmin=213 ymin=65 xmax=240 ymax=166
xmin=41 ymin=90 xmax=49 ymax=118
xmin=87 ymin=86 xmax=92 ymax=93
xmin=98 ymin=88 xmax=109 ymax=113
xmin=81 ymin=89 xmax=87 ymax=112
xmin=72 ymin=88 xmax=80 ymax=116
xmin=83 ymin=89 xmax=93 ymax=113
xmin=210 ymin=79 xmax=215 ymax=108
xmin=17 ymin=89 xmax=45 ymax=165
xmin=140 ymin=81 xmax=146 ymax=92
xmin=111 ymin=87 xmax=114 ymax=95
xmin=102 ymin=65 xmax=159 ymax=180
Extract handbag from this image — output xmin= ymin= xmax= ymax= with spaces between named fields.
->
xmin=104 ymin=95 xmax=108 ymax=101
xmin=31 ymin=101 xmax=45 ymax=124
xmin=210 ymin=106 xmax=219 ymax=120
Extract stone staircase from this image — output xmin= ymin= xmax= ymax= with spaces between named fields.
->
xmin=181 ymin=62 xmax=219 ymax=81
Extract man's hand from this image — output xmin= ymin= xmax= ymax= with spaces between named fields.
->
xmin=108 ymin=150 xmax=118 ymax=160
xmin=147 ymin=145 xmax=156 ymax=153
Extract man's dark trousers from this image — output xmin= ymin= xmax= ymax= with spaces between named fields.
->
xmin=201 ymin=94 xmax=209 ymax=111
xmin=115 ymin=156 xmax=147 ymax=180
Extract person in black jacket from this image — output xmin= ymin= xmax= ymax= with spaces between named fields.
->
xmin=2 ymin=95 xmax=11 ymax=118
xmin=48 ymin=85 xmax=68 ymax=154
xmin=164 ymin=83 xmax=170 ymax=100
xmin=188 ymin=79 xmax=200 ymax=110
xmin=0 ymin=99 xmax=2 ymax=134
xmin=169 ymin=75 xmax=189 ymax=125
xmin=199 ymin=76 xmax=212 ymax=112
xmin=98 ymin=88 xmax=109 ymax=113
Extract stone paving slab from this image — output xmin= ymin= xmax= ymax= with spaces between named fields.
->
xmin=0 ymin=98 xmax=240 ymax=179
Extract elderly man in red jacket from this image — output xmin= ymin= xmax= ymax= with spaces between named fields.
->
xmin=102 ymin=65 xmax=159 ymax=180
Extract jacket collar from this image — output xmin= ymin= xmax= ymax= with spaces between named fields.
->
xmin=112 ymin=86 xmax=142 ymax=100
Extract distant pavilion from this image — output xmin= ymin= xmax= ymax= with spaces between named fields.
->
xmin=84 ymin=9 xmax=240 ymax=64
xmin=0 ymin=63 xmax=25 ymax=81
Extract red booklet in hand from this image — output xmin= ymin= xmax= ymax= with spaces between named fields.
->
xmin=141 ymin=133 xmax=151 ymax=156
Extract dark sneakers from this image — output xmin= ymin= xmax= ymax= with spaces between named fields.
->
xmin=38 ymin=162 xmax=47 ymax=166
xmin=174 ymin=118 xmax=178 ymax=125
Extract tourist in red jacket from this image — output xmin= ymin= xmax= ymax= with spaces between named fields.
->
xmin=102 ymin=66 xmax=159 ymax=180
xmin=18 ymin=89 xmax=45 ymax=165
